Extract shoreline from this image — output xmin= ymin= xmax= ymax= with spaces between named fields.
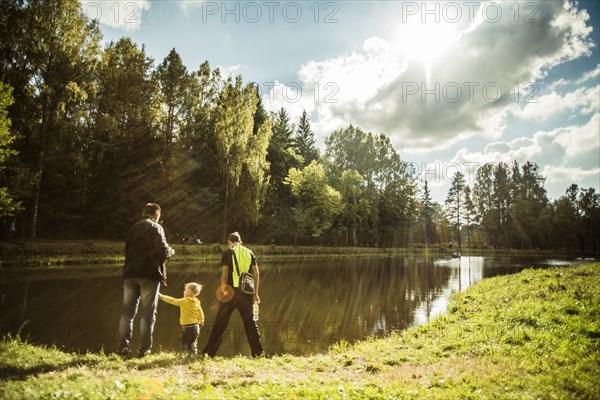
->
xmin=1 ymin=240 xmax=597 ymax=268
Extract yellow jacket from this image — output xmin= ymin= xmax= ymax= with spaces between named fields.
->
xmin=160 ymin=295 xmax=205 ymax=326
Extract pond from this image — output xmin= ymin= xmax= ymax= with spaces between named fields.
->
xmin=0 ymin=256 xmax=595 ymax=356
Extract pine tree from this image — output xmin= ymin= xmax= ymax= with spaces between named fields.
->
xmin=294 ymin=110 xmax=319 ymax=166
xmin=421 ymin=179 xmax=435 ymax=246
xmin=155 ymin=48 xmax=194 ymax=173
xmin=261 ymin=108 xmax=300 ymax=243
xmin=445 ymin=171 xmax=466 ymax=249
xmin=463 ymin=185 xmax=478 ymax=250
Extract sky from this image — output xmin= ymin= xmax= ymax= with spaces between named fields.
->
xmin=80 ymin=0 xmax=600 ymax=203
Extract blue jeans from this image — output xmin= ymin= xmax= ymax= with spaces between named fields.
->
xmin=118 ymin=278 xmax=160 ymax=355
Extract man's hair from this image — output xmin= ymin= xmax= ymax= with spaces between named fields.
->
xmin=185 ymin=282 xmax=202 ymax=296
xmin=142 ymin=203 xmax=161 ymax=218
xmin=228 ymin=231 xmax=241 ymax=243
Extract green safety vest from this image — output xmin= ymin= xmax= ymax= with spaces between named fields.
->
xmin=231 ymin=244 xmax=253 ymax=288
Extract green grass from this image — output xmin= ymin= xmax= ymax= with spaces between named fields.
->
xmin=1 ymin=264 xmax=599 ymax=399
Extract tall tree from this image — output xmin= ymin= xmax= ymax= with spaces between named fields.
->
xmin=229 ymin=87 xmax=272 ymax=237
xmin=154 ymin=48 xmax=194 ymax=177
xmin=473 ymin=163 xmax=496 ymax=246
xmin=324 ymin=125 xmax=416 ymax=246
xmin=294 ymin=110 xmax=319 ymax=166
xmin=508 ymin=161 xmax=547 ymax=248
xmin=578 ymin=187 xmax=600 ymax=252
xmin=85 ymin=38 xmax=159 ymax=238
xmin=1 ymin=0 xmax=101 ymax=237
xmin=0 ymin=82 xmax=21 ymax=218
xmin=473 ymin=162 xmax=513 ymax=248
xmin=259 ymin=107 xmax=299 ymax=243
xmin=376 ymin=133 xmax=417 ymax=247
xmin=324 ymin=125 xmax=375 ymax=244
xmin=420 ymin=179 xmax=435 ymax=246
xmin=285 ymin=160 xmax=343 ymax=242
xmin=561 ymin=185 xmax=600 ymax=253
xmin=463 ymin=185 xmax=478 ymax=250
xmin=266 ymin=108 xmax=299 ymax=197
xmin=212 ymin=76 xmax=259 ymax=237
xmin=493 ymin=162 xmax=512 ymax=247
xmin=170 ymin=61 xmax=222 ymax=241
xmin=432 ymin=202 xmax=451 ymax=245
xmin=337 ymin=169 xmax=366 ymax=246
xmin=445 ymin=171 xmax=466 ymax=249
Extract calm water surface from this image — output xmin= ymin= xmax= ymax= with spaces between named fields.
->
xmin=0 ymin=256 xmax=594 ymax=356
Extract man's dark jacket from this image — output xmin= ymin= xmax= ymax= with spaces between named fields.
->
xmin=123 ymin=217 xmax=171 ymax=283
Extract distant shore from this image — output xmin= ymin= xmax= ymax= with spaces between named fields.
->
xmin=1 ymin=239 xmax=597 ymax=268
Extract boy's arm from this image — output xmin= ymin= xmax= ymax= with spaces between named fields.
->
xmin=197 ymin=304 xmax=205 ymax=325
xmin=159 ymin=293 xmax=184 ymax=306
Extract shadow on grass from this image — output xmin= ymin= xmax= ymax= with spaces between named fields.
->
xmin=1 ymin=353 xmax=204 ymax=380
xmin=0 ymin=359 xmax=99 ymax=381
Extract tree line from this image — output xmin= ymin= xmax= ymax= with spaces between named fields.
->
xmin=435 ymin=163 xmax=599 ymax=253
xmin=1 ymin=0 xmax=598 ymax=251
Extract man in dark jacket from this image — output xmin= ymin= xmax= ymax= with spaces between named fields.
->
xmin=118 ymin=203 xmax=174 ymax=357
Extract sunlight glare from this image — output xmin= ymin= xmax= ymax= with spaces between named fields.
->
xmin=397 ymin=19 xmax=458 ymax=81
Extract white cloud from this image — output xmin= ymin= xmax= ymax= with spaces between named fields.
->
xmin=575 ymin=64 xmax=600 ymax=84
xmin=468 ymin=113 xmax=599 ymax=167
xmin=80 ymin=0 xmax=150 ymax=31
xmin=262 ymin=36 xmax=407 ymax=133
xmin=260 ymin=81 xmax=315 ymax=125
xmin=218 ymin=64 xmax=245 ymax=79
xmin=542 ymin=165 xmax=600 ymax=198
xmin=426 ymin=114 xmax=600 ymax=201
xmin=178 ymin=1 xmax=204 ymax=13
xmin=548 ymin=78 xmax=569 ymax=90
xmin=295 ymin=1 xmax=594 ymax=151
xmin=553 ymin=113 xmax=600 ymax=158
xmin=512 ymin=85 xmax=599 ymax=120
xmin=546 ymin=64 xmax=599 ymax=90
xmin=298 ymin=37 xmax=407 ymax=105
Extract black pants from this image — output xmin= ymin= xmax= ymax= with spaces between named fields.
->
xmin=181 ymin=324 xmax=200 ymax=354
xmin=202 ymin=290 xmax=263 ymax=357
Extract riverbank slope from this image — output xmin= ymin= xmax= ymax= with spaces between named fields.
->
xmin=1 ymin=263 xmax=598 ymax=399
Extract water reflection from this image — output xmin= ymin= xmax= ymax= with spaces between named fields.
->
xmin=0 ymin=256 xmax=593 ymax=356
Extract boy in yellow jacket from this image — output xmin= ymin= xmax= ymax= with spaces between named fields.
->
xmin=159 ymin=282 xmax=205 ymax=354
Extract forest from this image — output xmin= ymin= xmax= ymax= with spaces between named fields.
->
xmin=0 ymin=0 xmax=598 ymax=251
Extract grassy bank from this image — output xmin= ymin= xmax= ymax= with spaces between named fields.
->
xmin=1 ymin=264 xmax=599 ymax=399
xmin=1 ymin=240 xmax=595 ymax=268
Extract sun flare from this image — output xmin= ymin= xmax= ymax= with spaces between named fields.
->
xmin=397 ymin=19 xmax=458 ymax=81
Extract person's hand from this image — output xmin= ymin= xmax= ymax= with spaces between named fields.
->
xmin=253 ymin=294 xmax=260 ymax=304
xmin=168 ymin=247 xmax=175 ymax=257
xmin=216 ymin=285 xmax=234 ymax=302
xmin=158 ymin=293 xmax=164 ymax=300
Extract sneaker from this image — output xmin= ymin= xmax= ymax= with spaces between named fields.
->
xmin=138 ymin=350 xmax=151 ymax=358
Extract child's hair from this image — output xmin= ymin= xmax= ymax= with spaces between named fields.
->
xmin=185 ymin=282 xmax=202 ymax=296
